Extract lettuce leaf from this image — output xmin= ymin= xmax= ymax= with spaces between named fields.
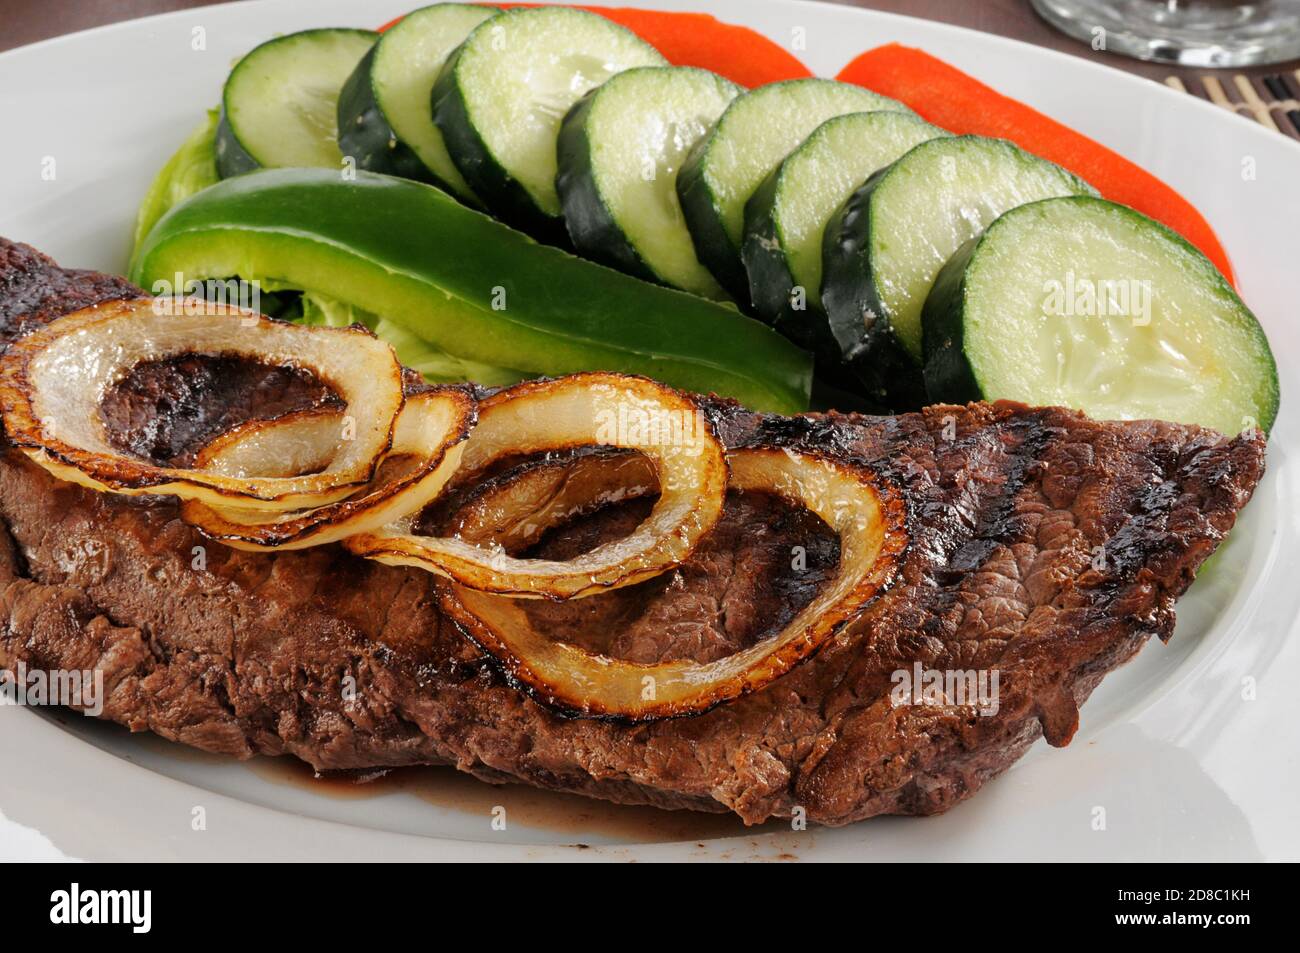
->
xmin=131 ymin=111 xmax=220 ymax=266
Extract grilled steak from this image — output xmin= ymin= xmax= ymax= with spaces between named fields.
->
xmin=0 ymin=239 xmax=1267 ymax=826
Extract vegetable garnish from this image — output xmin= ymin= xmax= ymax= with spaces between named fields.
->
xmin=179 ymin=388 xmax=476 ymax=550
xmin=836 ymin=44 xmax=1237 ymax=285
xmin=549 ymin=6 xmax=812 ymax=87
xmin=0 ymin=298 xmax=404 ymax=510
xmin=431 ymin=7 xmax=668 ymax=237
xmin=216 ymin=28 xmax=377 ymax=178
xmin=921 ymin=196 xmax=1278 ymax=435
xmin=377 ymin=5 xmax=813 ymax=87
xmin=440 ymin=445 xmax=907 ymax=720
xmin=0 ymin=306 xmax=727 ymax=599
xmin=556 ymin=65 xmax=742 ymax=300
xmin=130 ymin=168 xmax=812 ymax=415
xmin=340 ymin=4 xmax=497 ymax=203
xmin=131 ymin=109 xmax=219 ymax=260
xmin=820 ymin=135 xmax=1094 ymax=408
xmin=677 ymin=77 xmax=912 ymax=301
xmin=344 ymin=373 xmax=729 ymax=600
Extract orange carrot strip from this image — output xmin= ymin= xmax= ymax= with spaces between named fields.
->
xmin=564 ymin=6 xmax=810 ymax=86
xmin=837 ymin=43 xmax=1235 ymax=284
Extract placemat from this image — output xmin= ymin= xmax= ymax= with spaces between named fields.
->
xmin=1166 ymin=70 xmax=1300 ymax=141
xmin=3 ymin=0 xmax=1299 ymax=142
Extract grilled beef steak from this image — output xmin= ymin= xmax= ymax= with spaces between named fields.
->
xmin=0 ymin=239 xmax=1267 ymax=825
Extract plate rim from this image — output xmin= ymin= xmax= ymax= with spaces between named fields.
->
xmin=0 ymin=0 xmax=1295 ymax=862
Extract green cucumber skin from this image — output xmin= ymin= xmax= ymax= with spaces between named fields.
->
xmin=918 ymin=235 xmax=984 ymax=403
xmin=676 ymin=137 xmax=750 ymax=302
xmin=742 ymin=170 xmax=870 ymax=406
xmin=214 ymin=108 xmax=260 ymax=179
xmin=740 ymin=168 xmax=847 ymax=366
xmin=554 ymin=88 xmax=661 ymax=284
xmin=215 ymin=28 xmax=376 ymax=180
xmin=742 ymin=167 xmax=798 ymax=328
xmin=921 ymin=196 xmax=1280 ymax=434
xmin=431 ymin=43 xmax=568 ymax=245
xmin=336 ymin=45 xmax=441 ymax=187
xmin=130 ymin=168 xmax=811 ymax=414
xmin=819 ymin=169 xmax=928 ymax=410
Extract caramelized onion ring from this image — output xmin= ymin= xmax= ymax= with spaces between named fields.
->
xmin=0 ymin=298 xmax=403 ymax=510
xmin=179 ymin=388 xmax=475 ymax=550
xmin=344 ymin=373 xmax=728 ymax=600
xmin=444 ymin=449 xmax=659 ymax=554
xmin=438 ymin=447 xmax=908 ymax=720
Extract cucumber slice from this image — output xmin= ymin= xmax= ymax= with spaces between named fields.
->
xmin=923 ymin=196 xmax=1278 ymax=435
xmin=821 ymin=135 xmax=1095 ymax=408
xmin=743 ymin=111 xmax=947 ymax=352
xmin=676 ymin=79 xmax=910 ymax=301
xmin=556 ymin=66 xmax=741 ymax=299
xmin=432 ymin=7 xmax=666 ymax=237
xmin=337 ymin=4 xmax=495 ymax=203
xmin=216 ymin=28 xmax=376 ymax=178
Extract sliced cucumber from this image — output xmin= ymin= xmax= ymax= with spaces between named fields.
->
xmin=676 ymin=79 xmax=910 ymax=301
xmin=821 ymin=135 xmax=1095 ymax=408
xmin=337 ymin=4 xmax=495 ymax=203
xmin=743 ymin=111 xmax=947 ymax=353
xmin=556 ymin=66 xmax=741 ymax=299
xmin=923 ymin=196 xmax=1278 ymax=435
xmin=216 ymin=28 xmax=376 ymax=178
xmin=432 ymin=7 xmax=666 ymax=237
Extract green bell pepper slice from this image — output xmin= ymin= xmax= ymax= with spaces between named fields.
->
xmin=130 ymin=168 xmax=812 ymax=414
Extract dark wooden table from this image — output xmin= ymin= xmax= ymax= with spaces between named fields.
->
xmin=3 ymin=0 xmax=1297 ymax=134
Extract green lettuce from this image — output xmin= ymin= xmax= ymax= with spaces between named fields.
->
xmin=131 ymin=111 xmax=220 ymax=265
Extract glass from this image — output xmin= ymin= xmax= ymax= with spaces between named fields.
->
xmin=1031 ymin=0 xmax=1300 ymax=67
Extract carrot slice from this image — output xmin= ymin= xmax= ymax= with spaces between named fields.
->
xmin=837 ymin=44 xmax=1235 ymax=284
xmin=566 ymin=6 xmax=811 ymax=86
xmin=378 ymin=5 xmax=811 ymax=87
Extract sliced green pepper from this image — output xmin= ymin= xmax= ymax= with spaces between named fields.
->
xmin=130 ymin=168 xmax=812 ymax=414
xmin=296 ymin=289 xmax=526 ymax=386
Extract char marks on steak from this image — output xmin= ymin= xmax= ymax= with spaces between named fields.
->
xmin=0 ymin=239 xmax=1267 ymax=825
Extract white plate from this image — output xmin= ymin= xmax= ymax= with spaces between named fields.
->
xmin=0 ymin=0 xmax=1296 ymax=862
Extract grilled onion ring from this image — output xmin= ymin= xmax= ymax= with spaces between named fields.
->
xmin=179 ymin=388 xmax=475 ymax=550
xmin=443 ymin=449 xmax=660 ymax=554
xmin=344 ymin=373 xmax=727 ymax=600
xmin=439 ymin=446 xmax=908 ymax=720
xmin=0 ymin=298 xmax=403 ymax=510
